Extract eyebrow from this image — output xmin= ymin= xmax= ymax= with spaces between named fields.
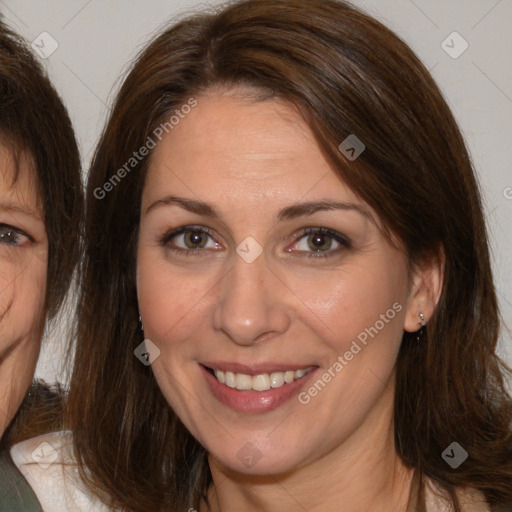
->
xmin=145 ymin=194 xmax=373 ymax=222
xmin=0 ymin=201 xmax=41 ymax=220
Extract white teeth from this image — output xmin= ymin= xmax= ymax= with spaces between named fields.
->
xmin=270 ymin=372 xmax=284 ymax=388
xmin=212 ymin=367 xmax=313 ymax=391
xmin=235 ymin=373 xmax=252 ymax=390
xmin=294 ymin=369 xmax=307 ymax=379
xmin=252 ymin=374 xmax=271 ymax=391
xmin=225 ymin=371 xmax=236 ymax=388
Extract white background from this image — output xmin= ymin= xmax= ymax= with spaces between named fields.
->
xmin=1 ymin=0 xmax=510 ymax=383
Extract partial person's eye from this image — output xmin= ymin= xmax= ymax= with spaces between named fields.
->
xmin=0 ymin=223 xmax=32 ymax=247
xmin=160 ymin=226 xmax=222 ymax=255
xmin=287 ymin=227 xmax=352 ymax=258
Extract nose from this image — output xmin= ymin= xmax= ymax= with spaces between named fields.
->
xmin=212 ymin=251 xmax=291 ymax=346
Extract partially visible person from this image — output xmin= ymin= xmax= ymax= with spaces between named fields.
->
xmin=0 ymin=16 xmax=83 ymax=511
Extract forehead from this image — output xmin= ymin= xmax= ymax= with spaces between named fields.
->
xmin=155 ymin=94 xmax=310 ymax=165
xmin=144 ymin=90 xmax=361 ymax=206
xmin=0 ymin=142 xmax=42 ymax=216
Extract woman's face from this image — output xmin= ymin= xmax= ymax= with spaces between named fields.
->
xmin=0 ymin=144 xmax=47 ymax=435
xmin=137 ymin=90 xmax=434 ymax=475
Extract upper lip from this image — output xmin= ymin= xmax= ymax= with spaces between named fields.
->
xmin=201 ymin=361 xmax=318 ymax=375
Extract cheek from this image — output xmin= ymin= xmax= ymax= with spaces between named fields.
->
xmin=0 ymin=259 xmax=47 ymax=344
xmin=293 ymin=257 xmax=408 ymax=423
xmin=0 ymin=266 xmax=15 ymax=318
xmin=0 ymin=256 xmax=46 ymax=435
xmin=291 ymin=254 xmax=408 ymax=353
xmin=136 ymin=249 xmax=206 ymax=347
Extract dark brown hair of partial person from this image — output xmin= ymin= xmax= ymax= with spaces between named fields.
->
xmin=0 ymin=380 xmax=64 ymax=450
xmin=0 ymin=17 xmax=83 ymax=319
xmin=66 ymin=0 xmax=512 ymax=510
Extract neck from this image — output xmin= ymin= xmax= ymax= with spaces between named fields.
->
xmin=202 ymin=376 xmax=415 ymax=512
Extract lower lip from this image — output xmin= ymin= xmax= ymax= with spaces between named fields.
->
xmin=201 ymin=366 xmax=317 ymax=413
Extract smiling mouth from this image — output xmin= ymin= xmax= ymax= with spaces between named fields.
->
xmin=204 ymin=366 xmax=315 ymax=392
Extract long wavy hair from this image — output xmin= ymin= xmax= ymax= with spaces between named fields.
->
xmin=67 ymin=1 xmax=512 ymax=510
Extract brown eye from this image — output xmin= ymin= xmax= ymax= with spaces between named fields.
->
xmin=307 ymin=233 xmax=333 ymax=252
xmin=183 ymin=229 xmax=208 ymax=249
xmin=0 ymin=224 xmax=30 ymax=246
xmin=287 ymin=227 xmax=351 ymax=259
xmin=160 ymin=226 xmax=222 ymax=255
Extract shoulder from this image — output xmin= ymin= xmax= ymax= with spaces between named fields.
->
xmin=0 ymin=448 xmax=42 ymax=511
xmin=10 ymin=431 xmax=111 ymax=512
xmin=424 ymin=476 xmax=491 ymax=512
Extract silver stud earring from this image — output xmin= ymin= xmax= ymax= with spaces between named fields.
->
xmin=416 ymin=312 xmax=425 ymax=342
xmin=139 ymin=314 xmax=144 ymax=332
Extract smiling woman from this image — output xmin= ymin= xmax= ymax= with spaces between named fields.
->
xmin=0 ymin=146 xmax=46 ymax=437
xmin=59 ymin=0 xmax=512 ymax=511
xmin=0 ymin=16 xmax=83 ymax=511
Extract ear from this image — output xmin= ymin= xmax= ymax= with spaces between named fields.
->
xmin=403 ymin=248 xmax=445 ymax=332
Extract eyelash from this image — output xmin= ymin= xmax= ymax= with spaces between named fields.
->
xmin=159 ymin=225 xmax=351 ymax=259
xmin=0 ymin=223 xmax=32 ymax=247
xmin=290 ymin=227 xmax=351 ymax=258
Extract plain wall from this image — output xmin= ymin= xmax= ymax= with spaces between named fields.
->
xmin=1 ymin=0 xmax=510 ymax=383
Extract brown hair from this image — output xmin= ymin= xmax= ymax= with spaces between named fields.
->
xmin=0 ymin=17 xmax=83 ymax=319
xmin=67 ymin=1 xmax=512 ymax=510
xmin=0 ymin=381 xmax=64 ymax=448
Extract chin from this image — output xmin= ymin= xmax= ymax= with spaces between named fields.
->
xmin=212 ymin=451 xmax=302 ymax=478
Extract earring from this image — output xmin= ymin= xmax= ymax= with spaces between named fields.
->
xmin=416 ymin=312 xmax=425 ymax=342
xmin=139 ymin=314 xmax=144 ymax=332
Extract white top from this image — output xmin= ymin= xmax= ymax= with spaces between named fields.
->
xmin=423 ymin=474 xmax=490 ymax=512
xmin=10 ymin=431 xmax=109 ymax=512
xmin=11 ymin=431 xmax=491 ymax=512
